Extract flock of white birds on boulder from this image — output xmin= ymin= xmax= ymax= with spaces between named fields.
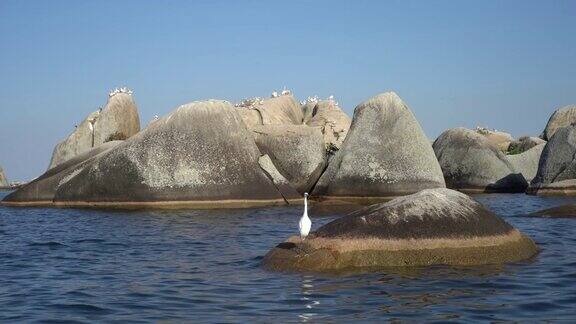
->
xmin=108 ymin=86 xmax=133 ymax=97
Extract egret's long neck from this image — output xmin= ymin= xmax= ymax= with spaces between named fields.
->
xmin=304 ymin=195 xmax=308 ymax=214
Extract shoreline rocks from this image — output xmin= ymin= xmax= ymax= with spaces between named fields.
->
xmin=507 ymin=143 xmax=546 ymax=183
xmin=528 ymin=126 xmax=576 ymax=196
xmin=262 ymin=188 xmax=538 ymax=272
xmin=0 ymin=166 xmax=8 ymax=188
xmin=433 ymin=128 xmax=528 ymax=193
xmin=312 ymin=92 xmax=445 ymax=201
xmin=530 ymin=204 xmax=576 ymax=218
xmin=48 ymin=92 xmax=141 ymax=170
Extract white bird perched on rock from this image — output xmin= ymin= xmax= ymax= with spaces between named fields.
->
xmin=271 ymin=91 xmax=278 ymax=98
xmin=281 ymin=87 xmax=291 ymax=96
xmin=328 ymin=95 xmax=334 ymax=100
xmin=299 ymin=192 xmax=312 ymax=241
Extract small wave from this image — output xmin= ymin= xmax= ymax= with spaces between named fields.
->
xmin=28 ymin=241 xmax=68 ymax=248
xmin=49 ymin=303 xmax=111 ymax=314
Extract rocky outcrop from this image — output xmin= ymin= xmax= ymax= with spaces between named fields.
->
xmin=3 ymin=100 xmax=303 ymax=208
xmin=252 ymin=125 xmax=327 ymax=194
xmin=0 ymin=166 xmax=8 ymax=187
xmin=263 ymin=188 xmax=538 ymax=272
xmin=2 ymin=141 xmax=123 ymax=204
xmin=528 ymin=126 xmax=576 ymax=196
xmin=530 ymin=204 xmax=576 ymax=218
xmin=312 ymin=92 xmax=445 ymax=201
xmin=507 ymin=143 xmax=545 ymax=183
xmin=237 ymin=95 xmax=303 ymax=129
xmin=476 ymin=127 xmax=514 ymax=152
xmin=305 ymin=99 xmax=351 ymax=151
xmin=433 ymin=128 xmax=528 ymax=192
xmin=508 ymin=136 xmax=546 ymax=154
xmin=542 ymin=105 xmax=576 ymax=141
xmin=48 ymin=92 xmax=141 ymax=169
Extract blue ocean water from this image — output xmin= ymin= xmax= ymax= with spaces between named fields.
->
xmin=1 ymin=191 xmax=575 ymax=322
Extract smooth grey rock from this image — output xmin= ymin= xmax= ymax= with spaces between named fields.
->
xmin=542 ymin=105 xmax=576 ymax=140
xmin=529 ymin=126 xmax=576 ymax=194
xmin=433 ymin=127 xmax=527 ymax=192
xmin=508 ymin=136 xmax=546 ymax=154
xmin=252 ymin=125 xmax=327 ymax=194
xmin=3 ymin=141 xmax=122 ymax=203
xmin=263 ymin=188 xmax=538 ymax=272
xmin=305 ymin=100 xmax=351 ymax=151
xmin=313 ymin=92 xmax=445 ymax=200
xmin=507 ymin=143 xmax=545 ymax=182
xmin=258 ymin=154 xmax=301 ymax=200
xmin=48 ymin=93 xmax=140 ymax=169
xmin=51 ymin=100 xmax=299 ymax=206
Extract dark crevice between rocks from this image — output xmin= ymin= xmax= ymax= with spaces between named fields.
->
xmin=258 ymin=163 xmax=290 ymax=205
xmin=307 ymin=159 xmax=330 ymax=197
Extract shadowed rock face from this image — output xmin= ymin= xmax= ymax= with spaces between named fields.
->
xmin=509 ymin=136 xmax=546 ymax=154
xmin=0 ymin=166 xmax=8 ymax=187
xmin=529 ymin=126 xmax=576 ymax=196
xmin=433 ymin=128 xmax=528 ymax=193
xmin=48 ymin=93 xmax=140 ymax=169
xmin=305 ymin=100 xmax=351 ymax=151
xmin=252 ymin=125 xmax=327 ymax=194
xmin=312 ymin=92 xmax=445 ymax=200
xmin=3 ymin=141 xmax=123 ymax=203
xmin=542 ymin=105 xmax=576 ymax=141
xmin=530 ymin=204 xmax=576 ymax=218
xmin=262 ymin=188 xmax=538 ymax=272
xmin=46 ymin=100 xmax=299 ymax=207
xmin=507 ymin=143 xmax=546 ymax=182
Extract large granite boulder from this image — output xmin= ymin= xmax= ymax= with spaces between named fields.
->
xmin=252 ymin=125 xmax=327 ymax=194
xmin=312 ymin=92 xmax=445 ymax=202
xmin=263 ymin=188 xmax=538 ymax=272
xmin=11 ymin=100 xmax=300 ymax=208
xmin=507 ymin=143 xmax=545 ymax=183
xmin=433 ymin=128 xmax=528 ymax=192
xmin=305 ymin=99 xmax=351 ymax=151
xmin=237 ymin=95 xmax=303 ymax=129
xmin=508 ymin=136 xmax=546 ymax=154
xmin=528 ymin=126 xmax=576 ymax=196
xmin=2 ymin=141 xmax=123 ymax=205
xmin=48 ymin=92 xmax=141 ymax=169
xmin=542 ymin=105 xmax=576 ymax=141
xmin=0 ymin=166 xmax=8 ymax=187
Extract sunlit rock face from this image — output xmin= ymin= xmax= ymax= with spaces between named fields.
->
xmin=262 ymin=188 xmax=538 ymax=272
xmin=528 ymin=125 xmax=576 ymax=196
xmin=44 ymin=100 xmax=299 ymax=208
xmin=305 ymin=99 xmax=351 ymax=152
xmin=48 ymin=92 xmax=141 ymax=169
xmin=433 ymin=127 xmax=527 ymax=193
xmin=507 ymin=143 xmax=545 ymax=183
xmin=0 ymin=166 xmax=8 ymax=187
xmin=541 ymin=104 xmax=576 ymax=141
xmin=312 ymin=92 xmax=445 ymax=201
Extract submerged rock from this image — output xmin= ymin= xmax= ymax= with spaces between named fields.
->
xmin=542 ymin=105 xmax=576 ymax=141
xmin=252 ymin=125 xmax=327 ymax=194
xmin=507 ymin=143 xmax=545 ymax=183
xmin=305 ymin=99 xmax=351 ymax=151
xmin=530 ymin=204 xmax=576 ymax=218
xmin=433 ymin=128 xmax=527 ymax=192
xmin=3 ymin=141 xmax=123 ymax=204
xmin=48 ymin=92 xmax=140 ymax=169
xmin=529 ymin=126 xmax=576 ymax=196
xmin=263 ymin=188 xmax=538 ymax=272
xmin=0 ymin=166 xmax=8 ymax=187
xmin=9 ymin=100 xmax=300 ymax=208
xmin=312 ymin=92 xmax=445 ymax=201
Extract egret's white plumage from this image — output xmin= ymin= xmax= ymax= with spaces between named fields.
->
xmin=299 ymin=193 xmax=312 ymax=240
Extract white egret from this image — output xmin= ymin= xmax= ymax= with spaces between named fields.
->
xmin=299 ymin=193 xmax=312 ymax=241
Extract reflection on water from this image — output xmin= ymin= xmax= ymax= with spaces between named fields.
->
xmin=1 ymin=192 xmax=576 ymax=322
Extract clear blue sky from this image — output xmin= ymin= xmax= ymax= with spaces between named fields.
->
xmin=1 ymin=0 xmax=575 ymax=181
